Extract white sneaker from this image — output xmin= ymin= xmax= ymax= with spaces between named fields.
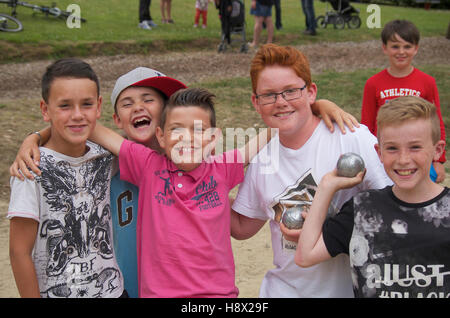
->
xmin=146 ymin=20 xmax=157 ymax=27
xmin=138 ymin=21 xmax=151 ymax=30
xmin=193 ymin=24 xmax=198 ymax=28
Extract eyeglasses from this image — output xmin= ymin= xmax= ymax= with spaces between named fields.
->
xmin=256 ymin=85 xmax=307 ymax=105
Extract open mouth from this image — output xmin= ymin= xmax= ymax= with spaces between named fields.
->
xmin=395 ymin=169 xmax=416 ymax=176
xmin=132 ymin=117 xmax=151 ymax=128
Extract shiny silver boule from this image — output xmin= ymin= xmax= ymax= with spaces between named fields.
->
xmin=336 ymin=152 xmax=365 ymax=178
xmin=281 ymin=206 xmax=305 ymax=230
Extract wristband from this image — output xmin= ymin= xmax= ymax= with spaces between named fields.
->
xmin=29 ymin=131 xmax=42 ymax=146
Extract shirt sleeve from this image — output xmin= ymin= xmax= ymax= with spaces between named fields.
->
xmin=231 ymin=162 xmax=269 ymax=221
xmin=361 ymin=77 xmax=378 ymax=135
xmin=322 ymin=198 xmax=354 ymax=257
xmin=430 ymin=79 xmax=446 ymax=163
xmin=7 ymin=176 xmax=40 ymax=222
xmin=223 ymin=149 xmax=245 ymax=190
xmin=119 ymin=139 xmax=157 ymax=186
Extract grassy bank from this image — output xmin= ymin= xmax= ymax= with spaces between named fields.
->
xmin=1 ymin=0 xmax=449 ymax=62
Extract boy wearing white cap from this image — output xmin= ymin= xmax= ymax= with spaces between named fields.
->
xmin=108 ymin=67 xmax=186 ymax=298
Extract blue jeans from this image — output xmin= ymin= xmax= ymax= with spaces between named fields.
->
xmin=301 ymin=0 xmax=316 ymax=31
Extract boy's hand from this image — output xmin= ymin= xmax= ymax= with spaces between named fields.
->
xmin=280 ymin=220 xmax=302 ymax=243
xmin=320 ymin=169 xmax=366 ymax=192
xmin=312 ymin=99 xmax=360 ymax=134
xmin=9 ymin=134 xmax=42 ymax=181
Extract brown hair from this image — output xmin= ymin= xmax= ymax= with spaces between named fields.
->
xmin=381 ymin=20 xmax=420 ymax=45
xmin=377 ymin=96 xmax=440 ymax=144
xmin=160 ymin=87 xmax=216 ymax=129
xmin=250 ymin=44 xmax=312 ymax=94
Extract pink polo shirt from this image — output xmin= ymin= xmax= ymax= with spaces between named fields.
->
xmin=119 ymin=140 xmax=244 ymax=298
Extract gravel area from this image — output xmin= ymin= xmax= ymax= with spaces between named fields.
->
xmin=1 ymin=37 xmax=449 ymax=101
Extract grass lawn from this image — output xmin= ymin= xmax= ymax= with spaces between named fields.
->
xmin=1 ymin=0 xmax=449 ymax=61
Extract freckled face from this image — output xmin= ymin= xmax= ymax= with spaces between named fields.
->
xmin=375 ymin=118 xmax=443 ymax=197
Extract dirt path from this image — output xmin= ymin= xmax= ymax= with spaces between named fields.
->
xmin=1 ymin=37 xmax=449 ymax=101
xmin=1 ymin=37 xmax=449 ymax=298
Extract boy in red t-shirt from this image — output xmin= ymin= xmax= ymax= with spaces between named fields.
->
xmin=361 ymin=19 xmax=446 ymax=182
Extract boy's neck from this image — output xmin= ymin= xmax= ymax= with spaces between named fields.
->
xmin=43 ymin=137 xmax=89 ymax=158
xmin=392 ymin=181 xmax=444 ymax=204
xmin=387 ymin=65 xmax=414 ymax=78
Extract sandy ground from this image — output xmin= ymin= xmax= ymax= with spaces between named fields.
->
xmin=0 ymin=198 xmax=273 ymax=298
xmin=1 ymin=37 xmax=448 ymax=298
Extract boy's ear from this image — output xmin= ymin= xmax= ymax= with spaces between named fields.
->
xmin=96 ymin=95 xmax=103 ymax=119
xmin=40 ymin=99 xmax=51 ymax=123
xmin=433 ymin=140 xmax=446 ymax=162
xmin=374 ymin=143 xmax=383 ymax=163
xmin=113 ymin=112 xmax=123 ymax=129
xmin=156 ymin=126 xmax=165 ymax=149
xmin=251 ymin=94 xmax=262 ymax=115
xmin=307 ymin=83 xmax=318 ymax=106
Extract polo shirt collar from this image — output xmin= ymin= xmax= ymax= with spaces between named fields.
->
xmin=166 ymin=157 xmax=207 ymax=181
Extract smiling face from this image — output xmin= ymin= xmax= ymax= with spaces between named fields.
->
xmin=251 ymin=64 xmax=319 ymax=149
xmin=156 ymin=105 xmax=216 ymax=172
xmin=382 ymin=34 xmax=418 ymax=73
xmin=113 ymin=86 xmax=165 ymax=149
xmin=41 ymin=77 xmax=102 ymax=157
xmin=375 ymin=118 xmax=445 ymax=201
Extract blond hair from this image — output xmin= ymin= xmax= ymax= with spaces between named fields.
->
xmin=376 ymin=96 xmax=441 ymax=143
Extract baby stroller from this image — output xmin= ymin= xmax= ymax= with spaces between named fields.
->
xmin=316 ymin=0 xmax=361 ymax=29
xmin=216 ymin=0 xmax=248 ymax=53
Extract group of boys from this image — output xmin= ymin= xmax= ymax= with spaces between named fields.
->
xmin=7 ymin=19 xmax=448 ymax=298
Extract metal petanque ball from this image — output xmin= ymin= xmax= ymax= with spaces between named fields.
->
xmin=336 ymin=152 xmax=365 ymax=178
xmin=281 ymin=206 xmax=305 ymax=230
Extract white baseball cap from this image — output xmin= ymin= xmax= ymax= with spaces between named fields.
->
xmin=111 ymin=67 xmax=187 ymax=110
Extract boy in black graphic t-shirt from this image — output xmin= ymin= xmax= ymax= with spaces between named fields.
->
xmin=282 ymin=96 xmax=449 ymax=298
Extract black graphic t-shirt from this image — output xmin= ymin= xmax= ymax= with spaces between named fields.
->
xmin=323 ymin=186 xmax=450 ymax=298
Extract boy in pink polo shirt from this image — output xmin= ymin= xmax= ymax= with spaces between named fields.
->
xmin=90 ymin=87 xmax=272 ymax=297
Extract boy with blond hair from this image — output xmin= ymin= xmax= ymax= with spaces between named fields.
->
xmin=292 ymin=96 xmax=449 ymax=298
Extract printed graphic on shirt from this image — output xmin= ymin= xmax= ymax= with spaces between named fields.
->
xmin=192 ymin=175 xmax=223 ymax=211
xmin=36 ymin=153 xmax=120 ymax=298
xmin=115 ymin=189 xmax=134 ymax=227
xmin=154 ymin=169 xmax=175 ymax=207
xmin=350 ymin=191 xmax=450 ymax=298
xmin=379 ymin=88 xmax=421 ymax=100
xmin=270 ymin=171 xmax=321 ymax=251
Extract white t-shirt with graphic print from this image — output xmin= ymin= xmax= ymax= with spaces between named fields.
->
xmin=8 ymin=141 xmax=124 ymax=298
xmin=232 ymin=121 xmax=392 ymax=298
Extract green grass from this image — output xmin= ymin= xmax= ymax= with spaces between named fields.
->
xmin=1 ymin=0 xmax=449 ymax=62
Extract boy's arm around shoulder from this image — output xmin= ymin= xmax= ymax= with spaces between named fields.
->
xmin=295 ymin=169 xmax=365 ymax=267
xmin=89 ymin=123 xmax=125 ymax=156
xmin=10 ymin=127 xmax=51 ymax=181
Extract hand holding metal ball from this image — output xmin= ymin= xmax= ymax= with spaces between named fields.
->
xmin=336 ymin=152 xmax=365 ymax=178
xmin=281 ymin=205 xmax=307 ymax=230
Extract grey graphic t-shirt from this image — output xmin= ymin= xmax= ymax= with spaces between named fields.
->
xmin=323 ymin=186 xmax=450 ymax=298
xmin=8 ymin=141 xmax=123 ymax=298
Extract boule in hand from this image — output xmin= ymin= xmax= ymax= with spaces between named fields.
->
xmin=336 ymin=152 xmax=365 ymax=178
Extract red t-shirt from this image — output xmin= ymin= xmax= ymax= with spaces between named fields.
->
xmin=361 ymin=68 xmax=446 ymax=163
